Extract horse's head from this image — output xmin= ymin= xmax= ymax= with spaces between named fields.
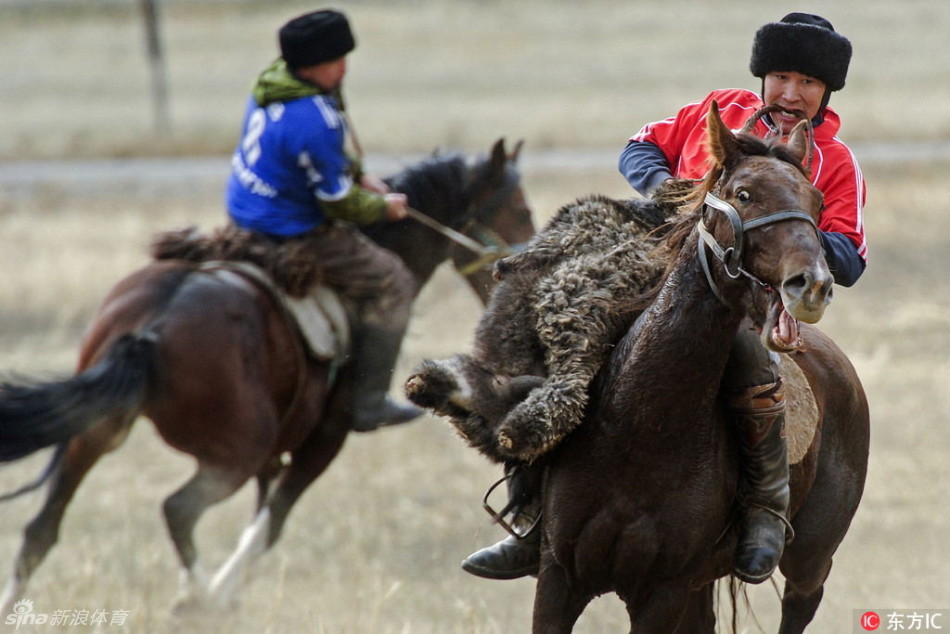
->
xmin=699 ymin=101 xmax=832 ymax=351
xmin=453 ymin=138 xmax=536 ymax=303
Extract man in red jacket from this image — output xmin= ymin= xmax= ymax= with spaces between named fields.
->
xmin=462 ymin=12 xmax=864 ymax=586
xmin=621 ymin=14 xmax=865 ymax=288
xmin=620 ymin=13 xmax=864 ymax=585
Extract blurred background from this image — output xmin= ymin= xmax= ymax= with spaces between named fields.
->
xmin=1 ymin=1 xmax=949 ymax=632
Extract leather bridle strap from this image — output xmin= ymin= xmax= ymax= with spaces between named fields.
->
xmin=697 ymin=191 xmax=818 ymax=304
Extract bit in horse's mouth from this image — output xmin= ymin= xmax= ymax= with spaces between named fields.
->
xmin=765 ymin=297 xmax=802 ymax=351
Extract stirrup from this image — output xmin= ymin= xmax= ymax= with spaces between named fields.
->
xmin=745 ymin=501 xmax=796 ymax=543
xmin=482 ymin=473 xmax=541 ymax=540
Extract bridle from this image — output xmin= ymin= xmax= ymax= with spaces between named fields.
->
xmin=697 ymin=190 xmax=819 ymax=305
xmin=696 ymin=105 xmax=822 ymax=304
xmin=451 ymin=163 xmax=529 ymax=276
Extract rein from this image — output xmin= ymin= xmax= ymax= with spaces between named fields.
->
xmin=409 ymin=163 xmax=527 ymax=276
xmin=404 ymin=206 xmax=493 ymax=256
xmin=404 ymin=205 xmax=513 ymax=275
xmin=697 ymin=191 xmax=818 ymax=305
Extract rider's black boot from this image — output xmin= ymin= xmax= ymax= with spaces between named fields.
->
xmin=730 ymin=380 xmax=793 ymax=584
xmin=461 ymin=465 xmax=542 ymax=580
xmin=349 ymin=325 xmax=422 ymax=432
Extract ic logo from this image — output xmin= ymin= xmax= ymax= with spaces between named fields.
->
xmin=861 ymin=611 xmax=881 ymax=631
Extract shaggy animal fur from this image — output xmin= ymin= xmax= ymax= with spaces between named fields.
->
xmin=406 ymin=187 xmax=688 ymax=463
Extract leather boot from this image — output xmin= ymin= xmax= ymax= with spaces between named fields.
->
xmin=349 ymin=325 xmax=422 ymax=432
xmin=461 ymin=465 xmax=542 ymax=580
xmin=730 ymin=380 xmax=792 ymax=584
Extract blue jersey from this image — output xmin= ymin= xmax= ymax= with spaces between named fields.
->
xmin=226 ymin=94 xmax=354 ymax=237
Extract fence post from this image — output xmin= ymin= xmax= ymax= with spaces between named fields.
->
xmin=141 ymin=0 xmax=170 ymax=134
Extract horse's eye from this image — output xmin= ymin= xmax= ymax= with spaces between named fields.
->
xmin=736 ymin=190 xmax=752 ymax=203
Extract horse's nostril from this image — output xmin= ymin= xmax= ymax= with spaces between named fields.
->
xmin=784 ymin=273 xmax=809 ymax=294
xmin=783 ymin=269 xmax=833 ymax=303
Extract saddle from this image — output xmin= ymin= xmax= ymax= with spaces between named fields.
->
xmin=778 ymin=353 xmax=819 ymax=465
xmin=206 ymin=261 xmax=350 ymax=360
xmin=152 ymin=226 xmax=351 ymax=360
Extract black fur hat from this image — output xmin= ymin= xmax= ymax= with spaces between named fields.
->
xmin=279 ymin=9 xmax=356 ymax=69
xmin=750 ymin=12 xmax=852 ymax=91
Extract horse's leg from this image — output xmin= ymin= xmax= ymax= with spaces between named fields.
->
xmin=624 ymin=581 xmax=694 ymax=633
xmin=777 ymin=483 xmax=860 ymax=632
xmin=0 ymin=417 xmax=134 ymax=614
xmin=208 ymin=428 xmax=347 ymax=605
xmin=163 ymin=462 xmax=254 ymax=611
xmin=263 ymin=384 xmax=350 ymax=550
xmin=779 ymin=424 xmax=867 ymax=631
xmin=207 ymin=503 xmax=273 ymax=604
xmin=532 ymin=559 xmax=591 ymax=634
xmin=254 ymin=455 xmax=285 ymax=513
xmin=210 ymin=375 xmax=345 ymax=603
xmin=778 ymin=575 xmax=827 ymax=634
xmin=672 ymin=584 xmax=717 ymax=633
xmin=776 ymin=496 xmax=840 ymax=634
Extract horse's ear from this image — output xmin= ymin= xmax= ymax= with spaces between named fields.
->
xmin=706 ymin=100 xmax=741 ymax=168
xmin=509 ymin=139 xmax=525 ymax=163
xmin=785 ymin=120 xmax=810 ymax=165
xmin=489 ymin=138 xmax=508 ymax=179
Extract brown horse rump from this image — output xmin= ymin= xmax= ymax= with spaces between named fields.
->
xmin=151 ymin=224 xmax=326 ymax=298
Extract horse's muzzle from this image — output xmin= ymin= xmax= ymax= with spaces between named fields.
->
xmin=780 ymin=265 xmax=834 ymax=325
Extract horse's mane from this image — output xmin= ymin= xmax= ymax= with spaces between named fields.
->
xmin=384 ymin=150 xmax=516 ymax=233
xmin=384 ymin=152 xmax=468 ymax=221
xmin=384 ymin=149 xmax=522 ymax=228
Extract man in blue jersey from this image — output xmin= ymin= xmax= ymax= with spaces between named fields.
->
xmin=226 ymin=9 xmax=421 ymax=431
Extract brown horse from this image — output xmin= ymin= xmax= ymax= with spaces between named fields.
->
xmin=532 ymin=106 xmax=869 ymax=632
xmin=0 ymin=138 xmax=535 ymax=612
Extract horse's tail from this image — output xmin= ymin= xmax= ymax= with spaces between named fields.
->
xmin=0 ymin=332 xmax=156 ymax=465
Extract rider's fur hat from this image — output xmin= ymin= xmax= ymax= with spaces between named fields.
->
xmin=750 ymin=13 xmax=852 ymax=91
xmin=279 ymin=9 xmax=356 ymax=69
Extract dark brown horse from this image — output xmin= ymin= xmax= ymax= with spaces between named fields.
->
xmin=0 ymin=138 xmax=535 ymax=612
xmin=532 ymin=106 xmax=868 ymax=632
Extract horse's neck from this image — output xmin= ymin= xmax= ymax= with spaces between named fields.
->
xmin=604 ymin=243 xmax=744 ymax=433
xmin=374 ymin=158 xmax=466 ymax=287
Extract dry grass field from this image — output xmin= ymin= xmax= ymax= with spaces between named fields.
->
xmin=1 ymin=1 xmax=949 ymax=632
